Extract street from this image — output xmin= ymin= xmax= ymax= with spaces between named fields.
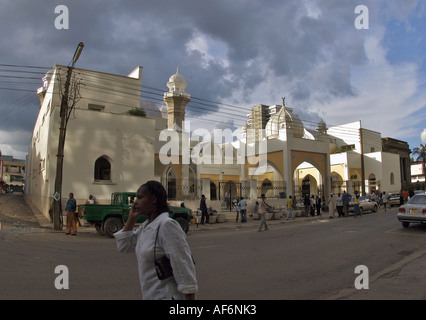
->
xmin=1 ymin=194 xmax=426 ymax=300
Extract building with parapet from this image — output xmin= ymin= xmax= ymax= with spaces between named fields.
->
xmin=26 ymin=64 xmax=405 ymax=222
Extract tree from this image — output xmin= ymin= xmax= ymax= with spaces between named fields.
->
xmin=412 ymin=144 xmax=426 ymax=180
xmin=126 ymin=108 xmax=146 ymax=117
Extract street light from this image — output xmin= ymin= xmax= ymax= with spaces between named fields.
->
xmin=73 ymin=42 xmax=84 ymax=64
xmin=52 ymin=42 xmax=84 ymax=230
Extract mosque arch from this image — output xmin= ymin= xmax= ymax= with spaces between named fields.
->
xmin=163 ymin=166 xmax=177 ymax=200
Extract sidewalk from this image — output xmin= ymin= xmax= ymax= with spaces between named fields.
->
xmin=188 ymin=210 xmax=326 ymax=232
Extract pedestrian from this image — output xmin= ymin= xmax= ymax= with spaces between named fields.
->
xmin=235 ymin=198 xmax=241 ymax=223
xmin=239 ymin=197 xmax=247 ymax=223
xmin=304 ymin=194 xmax=310 ymax=217
xmin=286 ymin=195 xmax=294 ymax=220
xmin=342 ymin=191 xmax=351 ymax=217
xmin=200 ymin=194 xmax=209 ymax=224
xmin=86 ymin=194 xmax=95 ymax=205
xmin=310 ymin=195 xmax=315 ymax=216
xmin=399 ymin=189 xmax=404 ymax=206
xmin=336 ymin=193 xmax=343 ymax=217
xmin=65 ymin=192 xmax=77 ymax=235
xmin=403 ymin=189 xmax=409 ymax=203
xmin=382 ymin=191 xmax=388 ymax=211
xmin=114 ymin=180 xmax=197 ymax=300
xmin=353 ymin=191 xmax=361 ymax=217
xmin=252 ymin=201 xmax=259 ymax=218
xmin=315 ymin=195 xmax=321 ymax=216
xmin=328 ymin=193 xmax=336 ymax=218
xmin=258 ymin=194 xmax=271 ymax=231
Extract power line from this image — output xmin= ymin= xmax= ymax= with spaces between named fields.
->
xmin=0 ymin=63 xmax=377 ymax=143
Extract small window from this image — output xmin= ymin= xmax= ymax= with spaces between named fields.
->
xmin=94 ymin=156 xmax=111 ymax=181
xmin=88 ymin=104 xmax=105 ymax=111
xmin=390 ymin=172 xmax=395 ymax=185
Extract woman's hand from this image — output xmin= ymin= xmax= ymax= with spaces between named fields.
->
xmin=122 ymin=203 xmax=140 ymax=232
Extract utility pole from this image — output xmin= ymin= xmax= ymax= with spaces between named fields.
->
xmin=52 ymin=42 xmax=84 ymax=230
xmin=359 ymin=121 xmax=366 ymax=196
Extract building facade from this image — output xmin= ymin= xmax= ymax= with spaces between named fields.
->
xmin=26 ymin=64 xmax=405 ymax=222
xmin=26 ymin=65 xmax=156 ymax=220
xmin=0 ymin=153 xmax=25 ymax=192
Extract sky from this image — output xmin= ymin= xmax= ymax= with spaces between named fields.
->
xmin=0 ymin=0 xmax=425 ymax=160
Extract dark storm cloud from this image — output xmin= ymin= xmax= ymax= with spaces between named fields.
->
xmin=0 ymin=0 xmax=393 ymax=157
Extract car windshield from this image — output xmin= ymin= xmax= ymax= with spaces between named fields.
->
xmin=407 ymin=195 xmax=426 ymax=205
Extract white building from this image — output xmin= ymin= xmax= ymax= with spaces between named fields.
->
xmin=411 ymin=162 xmax=425 ymax=183
xmin=26 ymin=64 xmax=404 ymax=223
xmin=25 ymin=65 xmax=157 ymax=220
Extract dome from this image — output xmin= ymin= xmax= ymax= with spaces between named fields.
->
xmin=167 ymin=67 xmax=188 ymax=93
xmin=265 ymin=106 xmax=304 ymax=139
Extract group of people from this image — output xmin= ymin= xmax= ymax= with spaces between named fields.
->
xmin=303 ymin=194 xmax=323 ymax=217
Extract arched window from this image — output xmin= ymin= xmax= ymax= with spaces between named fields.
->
xmin=390 ymin=172 xmax=395 ymax=185
xmin=94 ymin=156 xmax=111 ymax=181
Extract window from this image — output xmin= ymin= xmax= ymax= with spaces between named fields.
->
xmin=94 ymin=156 xmax=111 ymax=181
xmin=88 ymin=104 xmax=105 ymax=111
xmin=390 ymin=172 xmax=395 ymax=185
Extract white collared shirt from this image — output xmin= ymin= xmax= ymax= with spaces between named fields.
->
xmin=114 ymin=212 xmax=197 ymax=300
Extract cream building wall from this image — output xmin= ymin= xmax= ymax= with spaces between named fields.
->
xmin=26 ymin=65 xmax=155 ymax=220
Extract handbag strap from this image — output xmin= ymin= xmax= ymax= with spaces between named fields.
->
xmin=154 ymin=221 xmax=161 ymax=261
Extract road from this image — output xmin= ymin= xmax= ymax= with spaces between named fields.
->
xmin=1 ymin=194 xmax=426 ymax=300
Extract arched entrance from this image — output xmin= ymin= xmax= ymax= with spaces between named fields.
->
xmin=164 ymin=166 xmax=177 ymax=200
xmin=331 ymin=171 xmax=344 ymax=195
xmin=210 ymin=181 xmax=217 ymax=200
xmin=261 ymin=178 xmax=273 ymax=197
xmin=294 ymin=161 xmax=324 ymax=200
xmin=250 ymin=160 xmax=285 ymax=199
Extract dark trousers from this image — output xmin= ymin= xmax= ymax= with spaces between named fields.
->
xmin=201 ymin=211 xmax=209 ymax=224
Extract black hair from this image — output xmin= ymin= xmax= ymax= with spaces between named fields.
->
xmin=140 ymin=180 xmax=171 ymax=214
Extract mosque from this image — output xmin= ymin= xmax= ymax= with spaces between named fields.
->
xmin=25 ymin=64 xmax=402 ymax=221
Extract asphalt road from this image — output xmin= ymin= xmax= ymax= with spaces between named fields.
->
xmin=1 ymin=194 xmax=426 ymax=300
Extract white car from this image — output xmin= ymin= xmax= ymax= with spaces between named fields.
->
xmin=397 ymin=194 xmax=426 ymax=228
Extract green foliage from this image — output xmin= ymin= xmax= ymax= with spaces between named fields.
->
xmin=126 ymin=108 xmax=146 ymax=117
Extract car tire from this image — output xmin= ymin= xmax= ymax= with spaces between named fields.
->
xmin=104 ymin=217 xmax=124 ymax=238
xmin=402 ymin=222 xmax=410 ymax=228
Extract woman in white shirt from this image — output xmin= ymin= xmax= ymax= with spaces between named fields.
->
xmin=114 ymin=181 xmax=197 ymax=300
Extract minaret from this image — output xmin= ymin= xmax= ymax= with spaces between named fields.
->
xmin=163 ymin=67 xmax=191 ymax=130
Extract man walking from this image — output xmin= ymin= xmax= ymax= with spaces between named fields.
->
xmin=239 ymin=197 xmax=247 ymax=223
xmin=65 ymin=192 xmax=77 ymax=235
xmin=286 ymin=196 xmax=294 ymax=220
xmin=342 ymin=191 xmax=351 ymax=217
xmin=200 ymin=194 xmax=209 ymax=224
xmin=258 ymin=194 xmax=271 ymax=231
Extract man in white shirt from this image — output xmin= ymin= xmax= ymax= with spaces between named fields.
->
xmin=239 ymin=197 xmax=248 ymax=223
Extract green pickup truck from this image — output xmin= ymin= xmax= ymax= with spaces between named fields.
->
xmin=78 ymin=192 xmax=193 ymax=238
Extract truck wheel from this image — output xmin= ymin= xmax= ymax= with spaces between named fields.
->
xmin=104 ymin=218 xmax=123 ymax=238
xmin=175 ymin=217 xmax=189 ymax=233
xmin=402 ymin=222 xmax=410 ymax=228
